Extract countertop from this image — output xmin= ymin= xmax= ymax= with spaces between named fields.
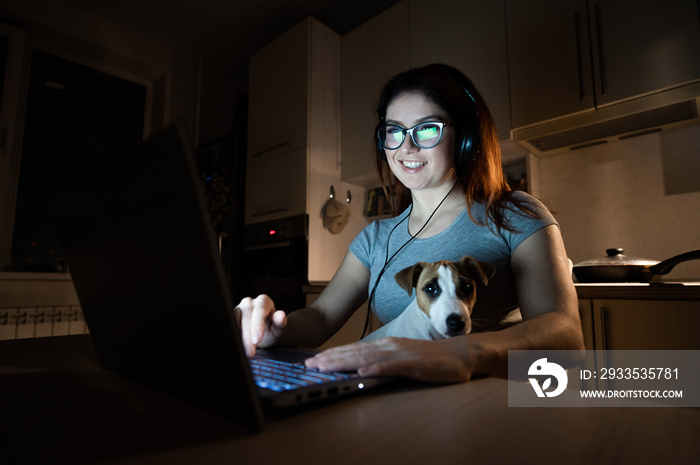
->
xmin=1 ymin=335 xmax=698 ymax=465
xmin=575 ymin=281 xmax=700 ymax=300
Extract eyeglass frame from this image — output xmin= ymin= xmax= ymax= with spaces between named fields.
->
xmin=376 ymin=121 xmax=453 ymax=150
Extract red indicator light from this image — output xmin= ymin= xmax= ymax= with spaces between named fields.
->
xmin=269 ymin=229 xmax=276 ymax=236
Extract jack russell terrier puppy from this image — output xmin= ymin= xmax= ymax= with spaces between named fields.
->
xmin=362 ymin=256 xmax=496 ymax=341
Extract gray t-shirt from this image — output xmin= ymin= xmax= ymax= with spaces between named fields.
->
xmin=349 ymin=192 xmax=557 ymax=331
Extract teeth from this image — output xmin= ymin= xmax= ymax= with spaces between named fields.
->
xmin=402 ymin=161 xmax=426 ymax=169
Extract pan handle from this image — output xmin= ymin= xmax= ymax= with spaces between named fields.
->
xmin=645 ymin=250 xmax=700 ymax=276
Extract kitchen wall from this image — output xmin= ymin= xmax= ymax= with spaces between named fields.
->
xmin=4 ymin=0 xmax=699 ymax=285
xmin=534 ymin=123 xmax=700 ymax=280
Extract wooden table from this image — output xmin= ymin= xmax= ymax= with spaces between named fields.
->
xmin=1 ymin=336 xmax=698 ymax=465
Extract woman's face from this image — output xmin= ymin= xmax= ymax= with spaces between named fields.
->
xmin=383 ymin=91 xmax=456 ymax=192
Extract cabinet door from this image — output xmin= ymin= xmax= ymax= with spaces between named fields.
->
xmin=244 ymin=147 xmax=308 ymax=224
xmin=506 ymin=0 xmax=594 ymax=128
xmin=410 ymin=0 xmax=511 ymax=140
xmin=588 ymin=0 xmax=700 ymax=107
xmin=247 ymin=21 xmax=308 ymax=161
xmin=593 ymin=299 xmax=700 ymax=350
xmin=340 ymin=1 xmax=410 ymax=186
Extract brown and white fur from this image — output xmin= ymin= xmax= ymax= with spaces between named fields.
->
xmin=362 ymin=256 xmax=496 ymax=341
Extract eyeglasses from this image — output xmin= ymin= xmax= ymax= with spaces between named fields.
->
xmin=377 ymin=121 xmax=452 ymax=150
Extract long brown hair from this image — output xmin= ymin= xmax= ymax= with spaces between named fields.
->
xmin=373 ymin=64 xmax=541 ymax=231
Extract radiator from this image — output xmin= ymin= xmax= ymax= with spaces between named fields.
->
xmin=0 ymin=306 xmax=88 ymax=340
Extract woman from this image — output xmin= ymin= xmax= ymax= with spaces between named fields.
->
xmin=236 ymin=64 xmax=584 ymax=382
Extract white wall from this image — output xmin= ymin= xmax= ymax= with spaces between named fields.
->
xmin=534 ymin=124 xmax=700 ymax=280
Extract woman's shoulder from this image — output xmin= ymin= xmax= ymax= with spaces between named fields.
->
xmin=504 ymin=190 xmax=553 ymax=219
xmin=352 ymin=207 xmax=410 ymax=245
xmin=370 ymin=207 xmax=411 ymax=231
xmin=508 ymin=189 xmax=542 ymax=205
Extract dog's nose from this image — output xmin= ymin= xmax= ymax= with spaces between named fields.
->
xmin=446 ymin=314 xmax=466 ymax=333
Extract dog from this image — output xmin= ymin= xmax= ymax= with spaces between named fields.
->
xmin=362 ymin=256 xmax=496 ymax=341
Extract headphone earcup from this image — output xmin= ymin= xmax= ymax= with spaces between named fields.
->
xmin=375 ymin=126 xmax=387 ymax=161
xmin=460 ymin=128 xmax=473 ymax=158
xmin=455 ymin=121 xmax=476 ymax=174
xmin=456 ymin=87 xmax=477 ymax=170
xmin=377 ymin=139 xmax=387 ymax=161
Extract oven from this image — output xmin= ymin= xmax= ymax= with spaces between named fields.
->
xmin=241 ymin=214 xmax=308 ymax=312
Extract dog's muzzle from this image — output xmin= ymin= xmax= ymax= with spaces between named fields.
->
xmin=445 ymin=313 xmax=466 ymax=335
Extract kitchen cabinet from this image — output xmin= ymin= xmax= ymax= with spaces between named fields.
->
xmin=588 ymin=299 xmax=700 ymax=351
xmin=341 ymin=1 xmax=410 ymax=187
xmin=409 ymin=0 xmax=511 ymax=141
xmin=245 ymin=17 xmax=368 ymax=284
xmin=576 ymin=284 xmax=700 ymax=351
xmin=245 ymin=147 xmax=307 ymax=221
xmin=341 ymin=0 xmax=512 ymax=187
xmin=245 ymin=17 xmax=340 ymax=225
xmin=246 ymin=21 xmax=308 ymax=161
xmin=507 ymin=0 xmax=700 ymax=129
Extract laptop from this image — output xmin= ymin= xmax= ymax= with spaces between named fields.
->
xmin=49 ymin=123 xmax=388 ymax=430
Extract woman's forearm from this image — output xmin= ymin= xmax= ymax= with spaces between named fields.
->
xmin=460 ymin=311 xmax=586 ymax=379
xmin=270 ymin=306 xmax=340 ymax=349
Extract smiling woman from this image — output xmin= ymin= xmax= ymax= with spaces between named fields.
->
xmin=379 ymin=92 xmax=456 ymax=192
xmin=236 ymin=63 xmax=584 ymax=383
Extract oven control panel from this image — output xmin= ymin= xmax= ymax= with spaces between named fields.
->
xmin=244 ymin=214 xmax=308 ymax=246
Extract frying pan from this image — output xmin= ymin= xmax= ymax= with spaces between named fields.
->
xmin=572 ymin=248 xmax=700 ymax=283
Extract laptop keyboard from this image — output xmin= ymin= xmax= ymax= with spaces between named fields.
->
xmin=250 ymin=356 xmax=354 ymax=392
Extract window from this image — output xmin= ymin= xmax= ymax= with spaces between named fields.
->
xmin=0 ymin=21 xmax=164 ymax=274
xmin=8 ymin=50 xmax=146 ymax=271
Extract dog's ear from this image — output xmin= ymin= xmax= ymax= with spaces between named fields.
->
xmin=394 ymin=262 xmax=426 ymax=296
xmin=459 ymin=256 xmax=496 ymax=286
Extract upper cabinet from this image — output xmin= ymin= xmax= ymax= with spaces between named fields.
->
xmin=507 ymin=0 xmax=594 ymax=128
xmin=340 ymin=0 xmax=512 ymax=186
xmin=507 ymin=0 xmax=700 ymax=129
xmin=246 ymin=18 xmax=368 ymax=283
xmin=247 ymin=22 xmax=309 ymax=161
xmin=409 ymin=0 xmax=511 ymax=141
xmin=246 ymin=18 xmax=341 ymax=225
xmin=341 ymin=1 xmax=410 ymax=187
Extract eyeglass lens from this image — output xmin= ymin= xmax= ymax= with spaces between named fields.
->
xmin=379 ymin=122 xmax=444 ymax=149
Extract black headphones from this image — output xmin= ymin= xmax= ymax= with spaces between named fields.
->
xmin=375 ymin=87 xmax=478 ymax=170
xmin=455 ymin=87 xmax=478 ymax=177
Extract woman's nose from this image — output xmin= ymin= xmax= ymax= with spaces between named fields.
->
xmin=400 ymin=133 xmax=419 ymax=152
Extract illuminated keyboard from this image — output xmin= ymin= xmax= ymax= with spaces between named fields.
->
xmin=250 ymin=356 xmax=353 ymax=392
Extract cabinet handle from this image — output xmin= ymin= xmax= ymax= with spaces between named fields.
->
xmin=252 ymin=142 xmax=290 ymax=158
xmin=244 ymin=240 xmax=293 ymax=251
xmin=594 ymin=3 xmax=608 ymax=97
xmin=574 ymin=11 xmax=585 ymax=103
xmin=599 ymin=306 xmax=608 ymax=351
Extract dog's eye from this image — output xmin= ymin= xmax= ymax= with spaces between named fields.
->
xmin=458 ymin=279 xmax=473 ymax=295
xmin=423 ymin=282 xmax=441 ymax=297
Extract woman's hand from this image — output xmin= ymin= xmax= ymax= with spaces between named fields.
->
xmin=305 ymin=337 xmax=479 ymax=383
xmin=234 ymin=294 xmax=288 ymax=358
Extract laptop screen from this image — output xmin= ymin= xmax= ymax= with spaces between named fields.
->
xmin=50 ymin=124 xmax=265 ymax=429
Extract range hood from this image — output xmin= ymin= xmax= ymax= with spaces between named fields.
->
xmin=511 ymin=85 xmax=700 ymax=156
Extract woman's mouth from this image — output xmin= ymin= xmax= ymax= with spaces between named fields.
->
xmin=401 ymin=160 xmax=427 ymax=169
